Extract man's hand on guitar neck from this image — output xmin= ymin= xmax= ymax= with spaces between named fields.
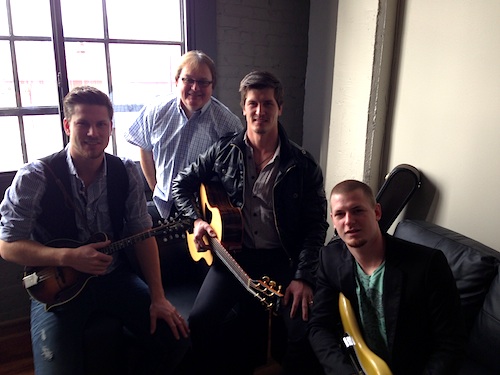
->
xmin=193 ymin=218 xmax=216 ymax=251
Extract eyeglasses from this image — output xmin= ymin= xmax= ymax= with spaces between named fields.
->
xmin=180 ymin=77 xmax=213 ymax=88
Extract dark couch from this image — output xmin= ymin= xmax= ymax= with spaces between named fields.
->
xmin=393 ymin=219 xmax=500 ymax=375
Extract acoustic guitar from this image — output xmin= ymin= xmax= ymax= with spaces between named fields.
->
xmin=339 ymin=293 xmax=392 ymax=375
xmin=22 ymin=218 xmax=191 ymax=311
xmin=185 ymin=181 xmax=283 ymax=312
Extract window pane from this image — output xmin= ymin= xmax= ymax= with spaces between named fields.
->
xmin=113 ymin=111 xmax=142 ymax=160
xmin=24 ymin=115 xmax=64 ymax=162
xmin=65 ymin=42 xmax=108 ymax=92
xmin=0 ymin=4 xmax=8 ymax=36
xmin=60 ymin=0 xmax=104 ymax=38
xmin=110 ymin=44 xmax=180 ymax=105
xmin=10 ymin=0 xmax=52 ymax=37
xmin=106 ymin=0 xmax=182 ymax=41
xmin=0 ymin=41 xmax=16 ymax=108
xmin=16 ymin=41 xmax=59 ymax=106
xmin=0 ymin=117 xmax=23 ymax=172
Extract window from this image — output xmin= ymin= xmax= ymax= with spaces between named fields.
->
xmin=0 ymin=0 xmax=186 ymax=172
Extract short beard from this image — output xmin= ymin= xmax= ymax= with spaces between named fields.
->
xmin=344 ymin=238 xmax=368 ymax=248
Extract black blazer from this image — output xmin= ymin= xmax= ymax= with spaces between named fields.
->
xmin=308 ymin=234 xmax=466 ymax=375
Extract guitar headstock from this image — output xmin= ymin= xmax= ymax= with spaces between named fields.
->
xmin=251 ymin=276 xmax=283 ymax=314
xmin=154 ymin=216 xmax=193 ymax=243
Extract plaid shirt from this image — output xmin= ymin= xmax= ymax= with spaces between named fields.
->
xmin=124 ymin=94 xmax=243 ymax=218
xmin=0 ymin=147 xmax=151 ymax=272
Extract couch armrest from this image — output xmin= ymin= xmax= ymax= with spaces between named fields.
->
xmin=393 ymin=219 xmax=499 ymax=334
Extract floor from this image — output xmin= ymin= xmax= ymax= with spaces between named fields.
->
xmin=0 ymin=317 xmax=282 ymax=375
xmin=0 ymin=318 xmax=34 ymax=375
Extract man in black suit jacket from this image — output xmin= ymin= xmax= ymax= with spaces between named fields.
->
xmin=308 ymin=179 xmax=466 ymax=375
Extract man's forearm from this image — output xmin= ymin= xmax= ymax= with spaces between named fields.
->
xmin=139 ymin=148 xmax=157 ymax=192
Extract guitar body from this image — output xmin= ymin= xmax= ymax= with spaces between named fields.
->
xmin=23 ymin=235 xmax=108 ymax=311
xmin=186 ymin=181 xmax=243 ymax=266
xmin=339 ymin=293 xmax=392 ymax=375
xmin=185 ymin=182 xmax=282 ymax=312
xmin=22 ymin=219 xmax=190 ymax=311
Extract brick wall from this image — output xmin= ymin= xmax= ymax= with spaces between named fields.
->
xmin=215 ymin=0 xmax=310 ymax=144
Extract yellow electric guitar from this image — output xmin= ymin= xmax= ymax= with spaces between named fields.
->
xmin=185 ymin=181 xmax=283 ymax=312
xmin=339 ymin=293 xmax=393 ymax=375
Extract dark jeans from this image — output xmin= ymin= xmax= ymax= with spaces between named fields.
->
xmin=30 ymin=265 xmax=190 ymax=375
xmin=186 ymin=248 xmax=323 ymax=375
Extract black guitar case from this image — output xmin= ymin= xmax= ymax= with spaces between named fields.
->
xmin=376 ymin=164 xmax=421 ymax=233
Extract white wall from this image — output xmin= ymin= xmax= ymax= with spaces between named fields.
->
xmin=305 ymin=0 xmax=500 ymax=251
xmin=388 ymin=0 xmax=500 ymax=250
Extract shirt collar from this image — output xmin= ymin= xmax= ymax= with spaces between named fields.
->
xmin=243 ymin=134 xmax=281 ymax=161
xmin=176 ymin=96 xmax=212 ymax=117
xmin=64 ymin=144 xmax=108 ymax=178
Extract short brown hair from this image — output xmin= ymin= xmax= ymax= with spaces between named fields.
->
xmin=63 ymin=86 xmax=113 ymax=121
xmin=239 ymin=71 xmax=284 ymax=110
xmin=330 ymin=180 xmax=376 ymax=207
xmin=175 ymin=50 xmax=217 ymax=88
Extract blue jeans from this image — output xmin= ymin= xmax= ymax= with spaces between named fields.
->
xmin=30 ymin=265 xmax=190 ymax=375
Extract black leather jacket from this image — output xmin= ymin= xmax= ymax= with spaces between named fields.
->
xmin=172 ymin=124 xmax=328 ymax=286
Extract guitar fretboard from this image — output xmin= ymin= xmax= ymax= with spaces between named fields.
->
xmin=208 ymin=237 xmax=254 ymax=293
xmin=102 ymin=219 xmax=189 ymax=255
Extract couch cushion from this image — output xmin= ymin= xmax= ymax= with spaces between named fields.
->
xmin=393 ymin=220 xmax=499 ymax=333
xmin=467 ymin=269 xmax=500 ymax=372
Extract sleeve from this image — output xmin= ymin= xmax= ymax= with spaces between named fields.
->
xmin=122 ymin=158 xmax=153 ymax=233
xmin=171 ymin=143 xmax=220 ymax=221
xmin=295 ymin=155 xmax=329 ymax=285
xmin=0 ymin=162 xmax=46 ymax=242
xmin=124 ymin=103 xmax=155 ymax=151
xmin=308 ymin=247 xmax=357 ymax=375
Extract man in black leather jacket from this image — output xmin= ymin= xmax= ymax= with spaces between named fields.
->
xmin=172 ymin=71 xmax=328 ymax=374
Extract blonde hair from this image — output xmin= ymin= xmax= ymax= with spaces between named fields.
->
xmin=330 ymin=180 xmax=376 ymax=207
xmin=175 ymin=50 xmax=217 ymax=88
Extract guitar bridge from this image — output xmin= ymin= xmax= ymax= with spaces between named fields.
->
xmin=22 ymin=273 xmax=40 ymax=289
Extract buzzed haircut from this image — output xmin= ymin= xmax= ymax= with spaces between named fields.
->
xmin=330 ymin=179 xmax=377 ymax=207
xmin=239 ymin=70 xmax=284 ymax=110
xmin=175 ymin=50 xmax=217 ymax=88
xmin=63 ymin=86 xmax=113 ymax=121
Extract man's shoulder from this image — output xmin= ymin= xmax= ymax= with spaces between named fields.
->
xmin=321 ymin=238 xmax=348 ymax=257
xmin=140 ymin=94 xmax=178 ymax=116
xmin=386 ymin=234 xmax=442 ymax=264
xmin=207 ymin=97 xmax=242 ymax=126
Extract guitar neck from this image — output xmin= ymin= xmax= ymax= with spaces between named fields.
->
xmin=208 ymin=237 xmax=255 ymax=294
xmin=101 ymin=219 xmax=189 ymax=256
xmin=102 ymin=231 xmax=154 ymax=255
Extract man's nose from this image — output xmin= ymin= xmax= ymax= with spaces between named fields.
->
xmin=87 ymin=124 xmax=97 ymax=136
xmin=345 ymin=212 xmax=354 ymax=224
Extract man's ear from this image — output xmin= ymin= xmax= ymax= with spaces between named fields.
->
xmin=63 ymin=118 xmax=70 ymax=136
xmin=375 ymin=203 xmax=382 ymax=221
